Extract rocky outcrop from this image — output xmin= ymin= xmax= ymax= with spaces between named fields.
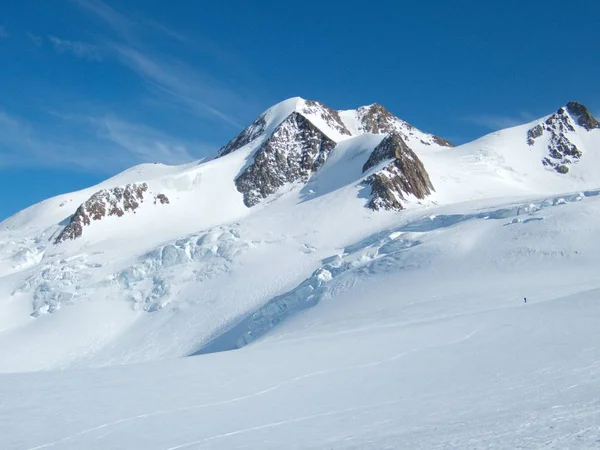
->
xmin=526 ymin=124 xmax=544 ymax=146
xmin=55 ymin=183 xmax=169 ymax=243
xmin=218 ymin=116 xmax=267 ymax=157
xmin=432 ymin=135 xmax=454 ymax=147
xmin=357 ymin=104 xmax=453 ymax=147
xmin=358 ymin=104 xmax=410 ymax=135
xmin=566 ymin=101 xmax=599 ymax=131
xmin=235 ymin=112 xmax=336 ymax=207
xmin=301 ymin=100 xmax=351 ymax=137
xmin=362 ymin=133 xmax=434 ymax=211
xmin=218 ymin=99 xmax=350 ymax=158
xmin=219 ymin=98 xmax=451 ymax=208
xmin=526 ymin=104 xmax=595 ymax=174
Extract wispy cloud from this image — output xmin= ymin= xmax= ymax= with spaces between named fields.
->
xmin=71 ymin=0 xmax=252 ymax=128
xmin=95 ymin=116 xmax=203 ymax=164
xmin=27 ymin=32 xmax=42 ymax=47
xmin=0 ymin=25 xmax=8 ymax=39
xmin=112 ymin=45 xmax=244 ymax=127
xmin=48 ymin=35 xmax=102 ymax=60
xmin=463 ymin=111 xmax=536 ymax=130
xmin=71 ymin=0 xmax=186 ymax=45
xmin=0 ymin=108 xmax=210 ymax=171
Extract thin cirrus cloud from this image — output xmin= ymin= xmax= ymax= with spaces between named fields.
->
xmin=70 ymin=0 xmax=251 ymax=128
xmin=9 ymin=0 xmax=254 ymax=172
xmin=94 ymin=116 xmax=205 ymax=164
xmin=111 ymin=44 xmax=245 ymax=128
xmin=0 ymin=109 xmax=206 ymax=171
xmin=27 ymin=32 xmax=43 ymax=47
xmin=463 ymin=112 xmax=537 ymax=131
xmin=48 ymin=35 xmax=103 ymax=61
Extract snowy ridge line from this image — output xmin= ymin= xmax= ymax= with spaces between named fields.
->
xmin=194 ymin=188 xmax=600 ymax=353
xmin=25 ymin=328 xmax=479 ymax=450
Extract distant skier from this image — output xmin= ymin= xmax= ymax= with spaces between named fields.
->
xmin=524 ymin=297 xmax=527 ymax=304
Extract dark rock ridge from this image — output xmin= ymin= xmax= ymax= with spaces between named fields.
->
xmin=362 ymin=133 xmax=434 ymax=211
xmin=218 ymin=116 xmax=267 ymax=157
xmin=566 ymin=101 xmax=599 ymax=131
xmin=526 ymin=102 xmax=597 ymax=174
xmin=302 ymin=100 xmax=351 ymax=138
xmin=235 ymin=112 xmax=336 ymax=207
xmin=55 ymin=183 xmax=169 ymax=243
xmin=220 ymin=98 xmax=451 ymax=208
xmin=218 ymin=99 xmax=350 ymax=158
xmin=357 ymin=104 xmax=454 ymax=147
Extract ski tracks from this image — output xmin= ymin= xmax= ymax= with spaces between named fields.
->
xmin=25 ymin=327 xmax=479 ymax=450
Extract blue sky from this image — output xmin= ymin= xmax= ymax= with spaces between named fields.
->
xmin=1 ymin=0 xmax=599 ymax=219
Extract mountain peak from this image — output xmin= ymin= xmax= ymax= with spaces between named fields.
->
xmin=217 ymin=97 xmax=350 ymax=157
xmin=565 ymin=101 xmax=599 ymax=130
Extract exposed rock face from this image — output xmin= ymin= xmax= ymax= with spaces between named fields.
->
xmin=219 ymin=98 xmax=451 ymax=208
xmin=55 ymin=183 xmax=169 ymax=243
xmin=358 ymin=104 xmax=410 ymax=135
xmin=218 ymin=99 xmax=350 ymax=158
xmin=218 ymin=116 xmax=267 ymax=157
xmin=526 ymin=104 xmax=594 ymax=174
xmin=432 ymin=135 xmax=454 ymax=147
xmin=362 ymin=133 xmax=434 ymax=211
xmin=566 ymin=101 xmax=600 ymax=131
xmin=301 ymin=100 xmax=351 ymax=137
xmin=526 ymin=124 xmax=544 ymax=146
xmin=154 ymin=194 xmax=170 ymax=205
xmin=235 ymin=112 xmax=336 ymax=207
xmin=357 ymin=104 xmax=453 ymax=147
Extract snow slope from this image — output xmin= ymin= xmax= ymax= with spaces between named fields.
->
xmin=0 ymin=98 xmax=599 ymax=371
xmin=2 ymin=190 xmax=600 ymax=449
xmin=0 ymin=97 xmax=600 ymax=447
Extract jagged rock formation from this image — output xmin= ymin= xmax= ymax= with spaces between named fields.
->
xmin=566 ymin=101 xmax=599 ymax=131
xmin=302 ymin=100 xmax=351 ymax=138
xmin=362 ymin=133 xmax=434 ymax=211
xmin=55 ymin=183 xmax=169 ymax=243
xmin=526 ymin=102 xmax=599 ymax=174
xmin=218 ymin=116 xmax=267 ymax=157
xmin=217 ymin=97 xmax=451 ymax=209
xmin=218 ymin=99 xmax=350 ymax=158
xmin=235 ymin=112 xmax=336 ymax=207
xmin=357 ymin=104 xmax=454 ymax=147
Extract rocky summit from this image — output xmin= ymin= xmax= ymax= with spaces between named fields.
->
xmin=526 ymin=103 xmax=599 ymax=174
xmin=218 ymin=97 xmax=448 ymax=210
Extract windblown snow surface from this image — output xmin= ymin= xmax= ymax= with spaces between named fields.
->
xmin=1 ymin=99 xmax=600 ymax=449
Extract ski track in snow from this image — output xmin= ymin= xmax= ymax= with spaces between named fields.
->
xmin=164 ymin=399 xmax=406 ymax=450
xmin=25 ymin=328 xmax=479 ymax=450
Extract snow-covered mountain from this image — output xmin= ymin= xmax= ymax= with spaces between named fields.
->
xmin=1 ymin=97 xmax=599 ymax=371
xmin=2 ymin=97 xmax=600 ymax=449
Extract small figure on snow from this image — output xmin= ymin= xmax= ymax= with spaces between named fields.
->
xmin=524 ymin=297 xmax=527 ymax=304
